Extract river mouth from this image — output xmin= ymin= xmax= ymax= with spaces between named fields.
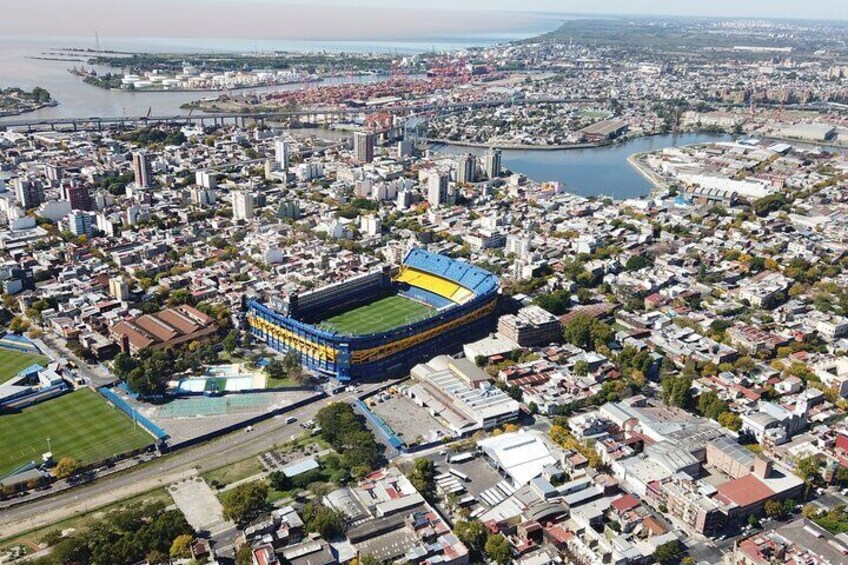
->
xmin=431 ymin=132 xmax=733 ymax=200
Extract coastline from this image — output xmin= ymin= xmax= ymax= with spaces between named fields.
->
xmin=627 ymin=152 xmax=669 ymax=197
xmin=0 ymin=100 xmax=59 ymax=118
xmin=427 ymin=137 xmax=604 ymax=151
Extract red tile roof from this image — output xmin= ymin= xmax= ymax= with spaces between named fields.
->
xmin=716 ymin=474 xmax=774 ymax=507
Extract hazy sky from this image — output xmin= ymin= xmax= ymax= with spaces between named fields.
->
xmin=2 ymin=0 xmax=845 ymax=40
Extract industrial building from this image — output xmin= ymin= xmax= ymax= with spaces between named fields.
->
xmin=407 ymin=355 xmax=520 ymax=435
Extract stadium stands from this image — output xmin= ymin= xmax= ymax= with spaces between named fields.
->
xmin=247 ymin=248 xmax=499 ymax=381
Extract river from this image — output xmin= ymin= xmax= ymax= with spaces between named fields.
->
xmin=0 ymin=16 xmax=561 ymax=123
xmin=432 ymin=133 xmax=732 ymax=200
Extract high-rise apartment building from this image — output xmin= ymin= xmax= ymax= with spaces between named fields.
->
xmin=353 ymin=131 xmax=375 ymax=164
xmin=132 ymin=150 xmax=154 ymax=188
xmin=232 ymin=190 xmax=254 ymax=221
xmin=484 ymin=148 xmax=502 ymax=179
xmin=427 ymin=172 xmax=451 ymax=207
xmin=456 ymin=153 xmax=476 ymax=184
xmin=13 ymin=178 xmax=43 ymax=209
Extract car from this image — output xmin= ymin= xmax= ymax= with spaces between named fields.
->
xmin=245 ymin=425 xmax=253 ymax=432
xmin=285 ymin=416 xmax=297 ymax=424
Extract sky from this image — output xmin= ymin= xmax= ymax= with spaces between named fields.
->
xmin=1 ymin=0 xmax=845 ymax=41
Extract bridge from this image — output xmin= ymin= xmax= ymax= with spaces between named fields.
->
xmin=0 ymin=97 xmax=589 ymax=132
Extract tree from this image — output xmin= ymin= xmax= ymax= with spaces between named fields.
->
xmin=625 ymin=254 xmax=651 ymax=272
xmin=718 ymin=411 xmax=742 ymax=431
xmin=484 ymin=534 xmax=512 ymax=565
xmin=652 ymin=539 xmax=684 ymax=565
xmin=235 ymin=544 xmax=254 ymax=565
xmin=748 ymin=514 xmax=761 ymax=528
xmin=53 ymin=457 xmax=79 ymax=479
xmin=301 ymin=502 xmax=346 ymax=539
xmin=764 ymin=499 xmax=783 ymax=518
xmin=170 ymin=533 xmax=193 ymax=558
xmin=9 ymin=316 xmax=30 ymax=334
xmin=802 ymin=504 xmax=820 ymax=519
xmin=795 ymin=455 xmax=823 ymax=486
xmin=408 ymin=458 xmax=436 ymax=498
xmin=222 ymin=481 xmax=268 ymax=525
xmin=454 ymin=520 xmax=487 ymax=555
xmin=222 ymin=330 xmax=239 ymax=354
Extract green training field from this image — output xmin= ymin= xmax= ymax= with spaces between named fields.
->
xmin=317 ymin=295 xmax=435 ymax=336
xmin=0 ymin=388 xmax=154 ymax=479
xmin=0 ymin=348 xmax=48 ymax=385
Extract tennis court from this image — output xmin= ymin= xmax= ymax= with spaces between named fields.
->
xmin=317 ymin=295 xmax=435 ymax=335
xmin=156 ymin=394 xmax=274 ymax=418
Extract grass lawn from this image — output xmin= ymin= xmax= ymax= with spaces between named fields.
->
xmin=317 ymin=295 xmax=435 ymax=335
xmin=0 ymin=349 xmax=48 ymax=385
xmin=202 ymin=457 xmax=264 ymax=488
xmin=0 ymin=388 xmax=154 ymax=478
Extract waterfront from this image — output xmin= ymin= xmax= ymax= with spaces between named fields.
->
xmin=0 ymin=16 xmax=560 ymax=123
xmin=432 ymin=132 xmax=732 ymax=200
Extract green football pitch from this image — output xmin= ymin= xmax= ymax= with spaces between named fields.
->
xmin=0 ymin=348 xmax=47 ymax=385
xmin=317 ymin=295 xmax=436 ymax=335
xmin=0 ymin=388 xmax=154 ymax=479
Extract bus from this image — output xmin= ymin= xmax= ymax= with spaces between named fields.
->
xmin=448 ymin=452 xmax=475 ymax=464
xmin=448 ymin=468 xmax=470 ymax=482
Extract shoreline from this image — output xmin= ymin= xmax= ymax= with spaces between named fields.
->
xmin=0 ymin=101 xmax=59 ymax=119
xmin=427 ymin=137 xmax=604 ymax=151
xmin=627 ymin=152 xmax=670 ymax=197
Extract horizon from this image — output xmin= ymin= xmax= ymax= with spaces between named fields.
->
xmin=2 ymin=1 xmax=846 ymax=42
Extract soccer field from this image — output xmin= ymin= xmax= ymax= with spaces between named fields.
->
xmin=0 ymin=348 xmax=47 ymax=385
xmin=318 ymin=295 xmax=436 ymax=335
xmin=0 ymin=388 xmax=154 ymax=479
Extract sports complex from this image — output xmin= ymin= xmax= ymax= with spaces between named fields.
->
xmin=247 ymin=248 xmax=500 ymax=380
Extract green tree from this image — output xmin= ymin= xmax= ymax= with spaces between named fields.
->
xmin=484 ymin=534 xmax=512 ymax=565
xmin=222 ymin=481 xmax=269 ymax=525
xmin=454 ymin=520 xmax=487 ymax=555
xmin=408 ymin=458 xmax=436 ymax=498
xmin=235 ymin=544 xmax=254 ymax=565
xmin=764 ymin=499 xmax=783 ymax=518
xmin=222 ymin=330 xmax=239 ymax=354
xmin=301 ymin=502 xmax=346 ymax=539
xmin=652 ymin=539 xmax=684 ymax=565
xmin=795 ymin=455 xmax=822 ymax=486
xmin=53 ymin=456 xmax=79 ymax=479
xmin=169 ymin=534 xmax=193 ymax=558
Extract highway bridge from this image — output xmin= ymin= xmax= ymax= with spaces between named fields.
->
xmin=0 ymin=97 xmax=588 ymax=131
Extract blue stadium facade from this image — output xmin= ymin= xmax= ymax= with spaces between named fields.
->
xmin=246 ymin=249 xmax=499 ymax=381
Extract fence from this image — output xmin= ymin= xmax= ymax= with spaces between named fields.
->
xmin=97 ymin=387 xmax=169 ymax=441
xmin=355 ymin=399 xmax=404 ymax=450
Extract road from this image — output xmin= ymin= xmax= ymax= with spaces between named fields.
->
xmin=0 ymin=383 xmax=386 ymax=541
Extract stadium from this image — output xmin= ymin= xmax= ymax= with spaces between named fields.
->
xmin=246 ymin=249 xmax=499 ymax=381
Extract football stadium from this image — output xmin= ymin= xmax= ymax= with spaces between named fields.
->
xmin=246 ymin=249 xmax=499 ymax=380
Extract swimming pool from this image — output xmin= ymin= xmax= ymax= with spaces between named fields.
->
xmin=173 ymin=364 xmax=264 ymax=393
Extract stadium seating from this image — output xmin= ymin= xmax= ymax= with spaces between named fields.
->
xmin=395 ymin=267 xmax=463 ymax=301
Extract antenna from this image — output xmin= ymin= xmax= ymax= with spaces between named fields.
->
xmin=95 ymin=31 xmax=101 ymax=51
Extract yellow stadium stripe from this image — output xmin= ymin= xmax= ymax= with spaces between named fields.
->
xmin=350 ymin=299 xmax=497 ymax=364
xmin=248 ymin=315 xmax=338 ymax=363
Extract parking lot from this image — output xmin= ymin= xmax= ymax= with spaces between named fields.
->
xmin=368 ymin=391 xmax=452 ymax=445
